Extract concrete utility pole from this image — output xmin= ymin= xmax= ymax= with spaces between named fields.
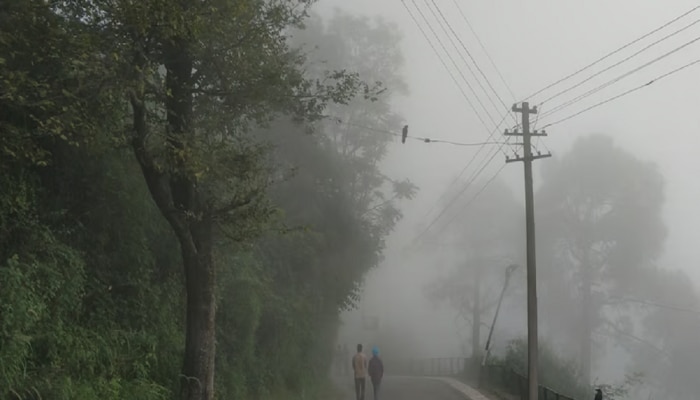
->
xmin=505 ymin=102 xmax=550 ymax=400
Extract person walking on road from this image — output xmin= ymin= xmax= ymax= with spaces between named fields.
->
xmin=352 ymin=344 xmax=368 ymax=400
xmin=368 ymin=346 xmax=384 ymax=400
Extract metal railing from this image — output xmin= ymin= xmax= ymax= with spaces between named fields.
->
xmin=391 ymin=357 xmax=474 ymax=377
xmin=389 ymin=358 xmax=578 ymax=400
xmin=481 ymin=364 xmax=576 ymax=400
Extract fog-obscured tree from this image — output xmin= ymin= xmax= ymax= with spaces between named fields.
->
xmin=424 ymin=178 xmax=523 ymax=364
xmin=293 ymin=12 xmax=415 ymax=240
xmin=619 ymin=269 xmax=700 ymax=400
xmin=536 ymin=134 xmax=667 ymax=384
xmin=214 ymin=11 xmax=416 ymax=397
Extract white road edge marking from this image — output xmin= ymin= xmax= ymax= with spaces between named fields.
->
xmin=432 ymin=377 xmax=493 ymax=400
xmin=385 ymin=376 xmax=494 ymax=400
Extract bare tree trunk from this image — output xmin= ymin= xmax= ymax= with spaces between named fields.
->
xmin=131 ymin=131 xmax=218 ymax=400
xmin=132 ymin=128 xmax=218 ymax=400
xmin=161 ymin=34 xmax=219 ymax=400
xmin=180 ymin=219 xmax=217 ymax=400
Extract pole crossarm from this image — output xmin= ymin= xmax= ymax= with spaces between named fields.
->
xmin=505 ymin=153 xmax=552 ymax=163
xmin=503 ymin=129 xmax=548 ymax=137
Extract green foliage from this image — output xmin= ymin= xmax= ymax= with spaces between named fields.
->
xmin=212 ymin=10 xmax=413 ymax=398
xmin=290 ymin=12 xmax=417 ymax=310
xmin=213 ymin=111 xmax=411 ymax=398
xmin=49 ymin=3 xmax=387 ymax=395
xmin=0 ymin=144 xmax=182 ymax=398
xmin=491 ymin=338 xmax=638 ymax=400
xmin=499 ymin=338 xmax=590 ymax=399
xmin=294 ymin=11 xmax=415 ymax=209
xmin=0 ymin=0 xmax=122 ymax=165
xmin=1 ymin=1 xmax=409 ymax=399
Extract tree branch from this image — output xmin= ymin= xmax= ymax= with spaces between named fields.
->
xmin=129 ymin=89 xmax=191 ymax=246
xmin=601 ymin=319 xmax=669 ymax=360
xmin=213 ymin=188 xmax=266 ymax=218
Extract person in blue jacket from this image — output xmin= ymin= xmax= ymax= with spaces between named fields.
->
xmin=367 ymin=346 xmax=384 ymax=400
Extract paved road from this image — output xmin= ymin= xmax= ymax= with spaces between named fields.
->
xmin=335 ymin=376 xmax=468 ymax=400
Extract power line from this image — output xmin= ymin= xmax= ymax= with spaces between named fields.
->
xmin=323 ymin=116 xmax=508 ymax=147
xmin=427 ymin=0 xmax=514 ymax=124
xmin=531 ymin=104 xmax=546 ymax=152
xmin=410 ymin=0 xmax=517 ymax=216
xmin=399 ymin=0 xmax=493 ymax=134
xmin=407 ymin=0 xmax=519 ymax=143
xmin=402 ymin=0 xmax=517 ymax=226
xmin=411 ymin=138 xmax=505 ymax=147
xmin=539 ymin=17 xmax=700 ymax=108
xmin=408 ymin=0 xmax=500 ymax=128
xmin=540 ymin=34 xmax=700 ymax=121
xmin=408 ymin=6 xmax=700 ymax=233
xmin=402 ymin=0 xmax=521 ymax=244
xmin=541 ymin=57 xmax=700 ymax=129
xmin=433 ymin=162 xmax=507 ymax=234
xmin=418 ymin=0 xmax=523 ymax=221
xmin=605 ymin=294 xmax=700 ymax=316
xmin=411 ymin=137 xmax=509 ymax=245
xmin=413 ymin=0 xmax=523 ymax=220
xmin=522 ymin=4 xmax=700 ymax=102
xmin=418 ymin=113 xmax=511 ymax=221
xmin=400 ymin=0 xmax=516 ymax=234
xmin=410 ymin=148 xmax=500 ymax=244
xmin=450 ymin=0 xmax=517 ymax=100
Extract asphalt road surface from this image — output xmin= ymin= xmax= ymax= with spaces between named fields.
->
xmin=336 ymin=376 xmax=468 ymax=400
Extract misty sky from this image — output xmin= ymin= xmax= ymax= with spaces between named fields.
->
xmin=313 ymin=0 xmax=700 ymax=286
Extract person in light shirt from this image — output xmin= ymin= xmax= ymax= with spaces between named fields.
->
xmin=351 ymin=343 xmax=368 ymax=400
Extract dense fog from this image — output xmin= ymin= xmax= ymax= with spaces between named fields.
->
xmin=328 ymin=1 xmax=700 ymax=400
xmin=2 ymin=1 xmax=699 ymax=399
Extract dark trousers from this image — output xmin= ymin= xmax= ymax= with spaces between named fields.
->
xmin=354 ymin=377 xmax=366 ymax=400
xmin=371 ymin=379 xmax=381 ymax=400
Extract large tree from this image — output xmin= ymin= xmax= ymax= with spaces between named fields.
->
xmin=50 ymin=1 xmax=376 ymax=398
xmin=536 ymin=134 xmax=667 ymax=384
